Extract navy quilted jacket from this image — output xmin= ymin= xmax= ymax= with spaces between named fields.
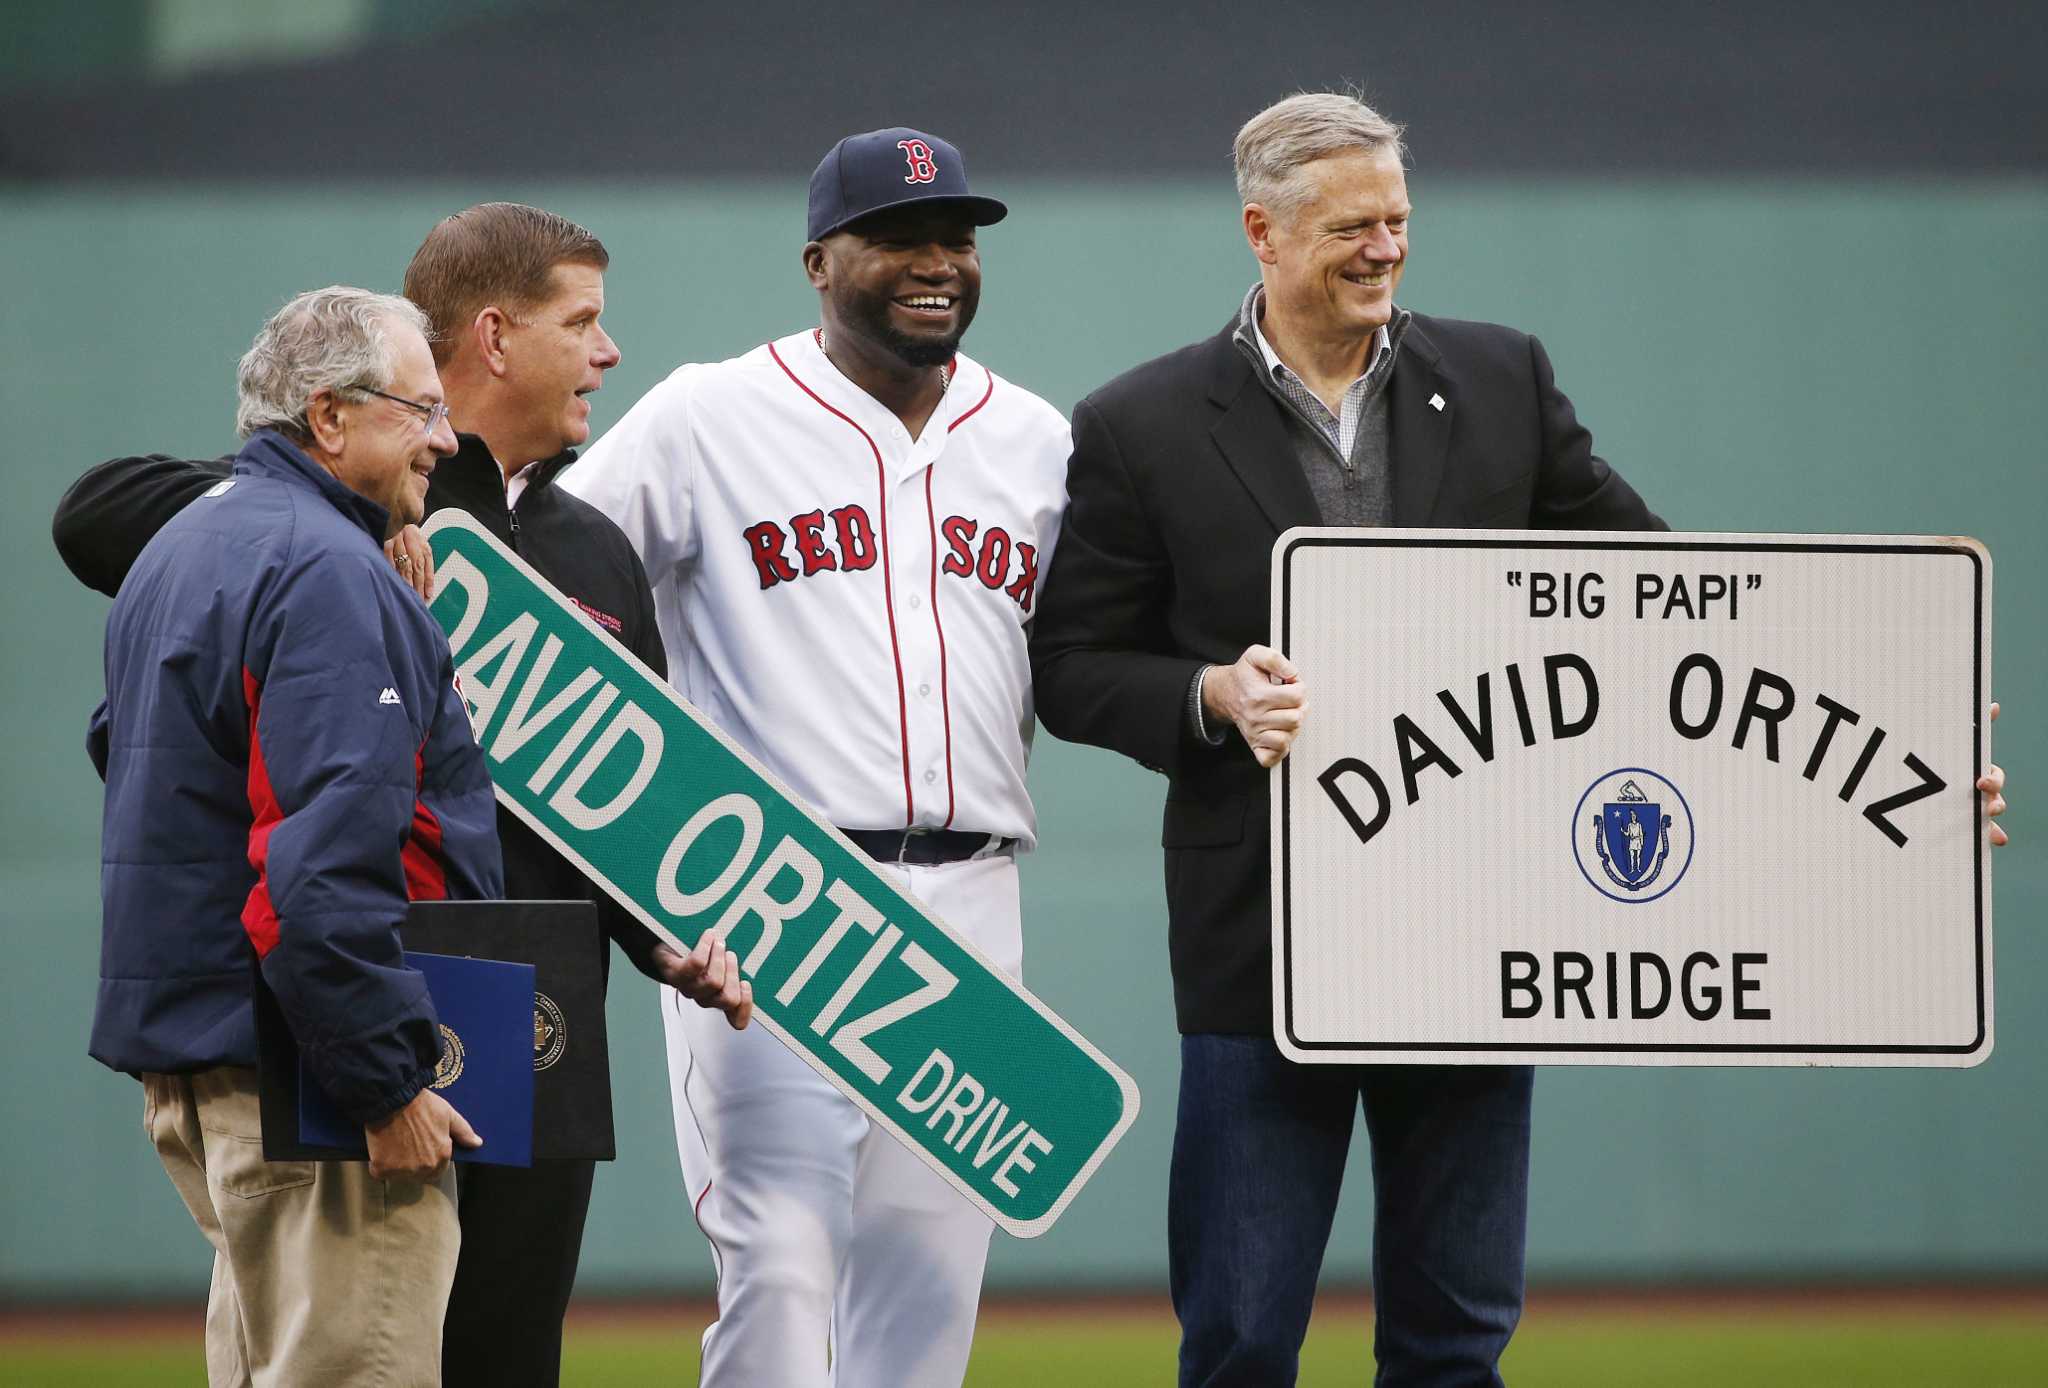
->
xmin=88 ymin=431 xmax=503 ymax=1124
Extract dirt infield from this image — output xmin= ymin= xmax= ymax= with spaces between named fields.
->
xmin=8 ymin=1283 xmax=2045 ymax=1344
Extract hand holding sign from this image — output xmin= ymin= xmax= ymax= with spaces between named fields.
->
xmin=1979 ymin=701 xmax=2008 ymax=846
xmin=1204 ymin=645 xmax=1308 ymax=768
xmin=654 ymin=935 xmax=755 ymax=1030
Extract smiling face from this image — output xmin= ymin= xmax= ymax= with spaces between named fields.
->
xmin=1252 ymin=145 xmax=1410 ymax=347
xmin=813 ymin=204 xmax=982 ymax=368
xmin=499 ymin=261 xmax=620 ymax=455
xmin=335 ymin=322 xmax=458 ymax=533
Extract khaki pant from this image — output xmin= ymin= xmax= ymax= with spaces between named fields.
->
xmin=144 ymin=1066 xmax=460 ymax=1387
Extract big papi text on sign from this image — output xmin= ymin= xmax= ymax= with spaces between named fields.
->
xmin=424 ymin=510 xmax=1138 ymax=1234
xmin=1273 ymin=531 xmax=1992 ymax=1067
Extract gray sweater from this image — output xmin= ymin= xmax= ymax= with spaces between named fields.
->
xmin=1230 ymin=282 xmax=1410 ymax=527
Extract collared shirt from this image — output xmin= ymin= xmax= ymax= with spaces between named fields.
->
xmin=1243 ymin=284 xmax=1400 ymax=459
xmin=503 ymin=457 xmax=543 ymax=507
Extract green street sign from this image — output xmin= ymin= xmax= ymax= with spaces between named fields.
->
xmin=423 ymin=510 xmax=1138 ymax=1235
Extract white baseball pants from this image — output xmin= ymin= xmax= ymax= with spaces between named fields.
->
xmin=662 ymin=851 xmax=1023 ymax=1388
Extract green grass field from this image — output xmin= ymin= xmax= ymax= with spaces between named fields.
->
xmin=6 ymin=1306 xmax=2046 ymax=1386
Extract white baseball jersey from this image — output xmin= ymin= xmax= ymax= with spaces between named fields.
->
xmin=566 ymin=327 xmax=1069 ymax=1387
xmin=561 ymin=328 xmax=1070 ymax=846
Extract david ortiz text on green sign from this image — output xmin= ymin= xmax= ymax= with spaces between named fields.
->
xmin=422 ymin=509 xmax=1139 ymax=1236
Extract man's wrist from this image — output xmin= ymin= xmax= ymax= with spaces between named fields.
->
xmin=364 ymin=1072 xmax=428 ymax=1130
xmin=1188 ymin=665 xmax=1228 ymax=747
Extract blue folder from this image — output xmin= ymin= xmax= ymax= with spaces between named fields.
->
xmin=297 ymin=950 xmax=536 ymax=1168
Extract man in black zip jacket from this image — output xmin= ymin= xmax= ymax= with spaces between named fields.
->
xmin=54 ymin=204 xmax=753 ymax=1388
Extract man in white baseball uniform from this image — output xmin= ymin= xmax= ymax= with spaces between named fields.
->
xmin=561 ymin=128 xmax=1070 ymax=1387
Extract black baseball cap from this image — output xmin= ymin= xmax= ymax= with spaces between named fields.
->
xmin=806 ymin=127 xmax=1009 ymax=242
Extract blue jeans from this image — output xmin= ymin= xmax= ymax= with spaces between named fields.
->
xmin=1169 ymin=1035 xmax=1533 ymax=1387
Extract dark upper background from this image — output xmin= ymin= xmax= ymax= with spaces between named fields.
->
xmin=4 ymin=0 xmax=2044 ymax=183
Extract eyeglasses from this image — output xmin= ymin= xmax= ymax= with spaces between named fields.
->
xmin=349 ymin=384 xmax=452 ymax=436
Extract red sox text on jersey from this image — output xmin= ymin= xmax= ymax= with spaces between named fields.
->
xmin=741 ymin=504 xmax=1041 ymax=611
xmin=561 ymin=329 xmax=1071 ymax=841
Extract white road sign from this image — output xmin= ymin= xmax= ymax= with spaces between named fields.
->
xmin=1272 ymin=531 xmax=1992 ymax=1067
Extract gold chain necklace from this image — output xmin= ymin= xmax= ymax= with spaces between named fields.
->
xmin=815 ymin=326 xmax=951 ymax=393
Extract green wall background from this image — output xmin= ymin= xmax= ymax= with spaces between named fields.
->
xmin=2 ymin=179 xmax=2041 ymax=1297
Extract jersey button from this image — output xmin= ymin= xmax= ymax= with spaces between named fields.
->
xmin=908 ymin=595 xmax=923 ymax=610
xmin=919 ymin=683 xmax=932 ymax=697
xmin=924 ymin=769 xmax=939 ymax=784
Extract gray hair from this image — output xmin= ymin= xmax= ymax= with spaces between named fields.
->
xmin=1233 ymin=92 xmax=1407 ymax=221
xmin=234 ymin=286 xmax=431 ymax=440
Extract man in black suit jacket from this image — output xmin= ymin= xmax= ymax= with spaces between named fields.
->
xmin=1029 ymin=93 xmax=1667 ymax=1387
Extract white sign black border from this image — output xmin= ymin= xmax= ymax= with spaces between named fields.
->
xmin=1274 ymin=532 xmax=1989 ymax=1061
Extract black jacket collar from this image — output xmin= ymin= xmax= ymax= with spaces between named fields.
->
xmin=431 ymin=435 xmax=580 ymax=508
xmin=1194 ymin=314 xmax=1457 ymax=529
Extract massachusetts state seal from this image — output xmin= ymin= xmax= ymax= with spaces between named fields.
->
xmin=534 ymin=991 xmax=568 ymax=1072
xmin=1572 ymin=767 xmax=1694 ymax=904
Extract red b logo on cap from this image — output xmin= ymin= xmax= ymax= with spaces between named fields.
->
xmin=898 ymin=139 xmax=938 ymax=185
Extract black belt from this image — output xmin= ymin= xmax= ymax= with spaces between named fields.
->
xmin=838 ymin=827 xmax=1011 ymax=866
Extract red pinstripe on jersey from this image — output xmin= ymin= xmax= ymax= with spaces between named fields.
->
xmin=766 ymin=339 xmax=917 ymax=823
xmin=923 ymin=466 xmax=958 ymax=827
xmin=932 ymin=362 xmax=998 ymax=825
xmin=947 ymin=363 xmax=995 ymax=432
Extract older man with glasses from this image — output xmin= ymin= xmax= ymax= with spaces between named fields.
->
xmin=90 ymin=286 xmax=499 ymax=1387
xmin=57 ymin=206 xmax=754 ymax=1388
